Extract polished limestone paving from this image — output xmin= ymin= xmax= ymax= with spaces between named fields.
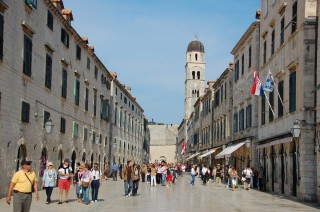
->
xmin=1 ymin=175 xmax=319 ymax=212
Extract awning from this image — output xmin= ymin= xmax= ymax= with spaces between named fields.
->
xmin=256 ymin=137 xmax=292 ymax=149
xmin=215 ymin=142 xmax=245 ymax=159
xmin=186 ymin=152 xmax=201 ymax=161
xmin=199 ymin=147 xmax=220 ymax=158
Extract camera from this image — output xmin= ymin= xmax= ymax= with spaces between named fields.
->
xmin=93 ymin=176 xmax=96 ymax=180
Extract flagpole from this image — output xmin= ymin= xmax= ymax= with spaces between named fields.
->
xmin=270 ymin=74 xmax=286 ymax=114
xmin=263 ymin=90 xmax=276 ymax=118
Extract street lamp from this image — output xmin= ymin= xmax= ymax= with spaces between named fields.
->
xmin=44 ymin=119 xmax=54 ymax=134
xmin=245 ymin=138 xmax=251 ymax=148
xmin=291 ymin=120 xmax=301 ymax=138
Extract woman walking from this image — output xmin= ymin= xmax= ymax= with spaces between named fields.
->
xmin=132 ymin=164 xmax=140 ymax=196
xmin=74 ymin=164 xmax=84 ymax=203
xmin=202 ymin=165 xmax=208 ymax=185
xmin=190 ymin=165 xmax=197 ymax=186
xmin=229 ymin=166 xmax=240 ymax=191
xmin=81 ymin=163 xmax=92 ymax=205
xmin=150 ymin=164 xmax=157 ymax=186
xmin=42 ymin=162 xmax=57 ymax=204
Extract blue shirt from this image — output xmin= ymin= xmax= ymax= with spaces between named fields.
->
xmin=42 ymin=169 xmax=57 ymax=187
xmin=112 ymin=164 xmax=119 ymax=171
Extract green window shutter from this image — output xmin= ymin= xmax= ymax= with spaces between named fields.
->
xmin=74 ymin=80 xmax=80 ymax=105
xmin=60 ymin=118 xmax=66 ymax=133
xmin=261 ymin=95 xmax=266 ymax=125
xmin=73 ymin=122 xmax=78 ymax=138
xmin=45 ymin=54 xmax=52 ymax=89
xmin=278 ymin=81 xmax=284 ymax=117
xmin=23 ymin=35 xmax=32 ymax=77
xmin=289 ymin=72 xmax=296 ymax=112
xmin=21 ymin=101 xmax=30 ymax=123
xmin=269 ymin=91 xmax=274 ymax=122
xmin=83 ymin=128 xmax=88 ymax=141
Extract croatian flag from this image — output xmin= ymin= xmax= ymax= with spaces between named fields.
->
xmin=263 ymin=70 xmax=274 ymax=92
xmin=251 ymin=70 xmax=264 ymax=96
xmin=181 ymin=142 xmax=186 ymax=155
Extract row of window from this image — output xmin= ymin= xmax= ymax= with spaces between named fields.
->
xmin=262 ymin=2 xmax=297 ymax=65
xmin=21 ymin=101 xmax=107 ymax=145
xmin=261 ymin=72 xmax=296 ymax=125
xmin=233 ymin=104 xmax=252 ymax=133
xmin=201 ymin=126 xmax=211 ymax=146
xmin=114 ymin=107 xmax=143 ymax=137
xmin=203 ymin=98 xmax=211 ymax=116
xmin=213 ymin=116 xmax=227 ymax=141
xmin=214 ymin=82 xmax=227 ymax=107
xmin=116 ymin=87 xmax=142 ymax=117
xmin=234 ymin=46 xmax=252 ymax=82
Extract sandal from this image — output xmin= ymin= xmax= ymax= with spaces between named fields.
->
xmin=58 ymin=201 xmax=62 ymax=204
xmin=46 ymin=201 xmax=49 ymax=204
xmin=65 ymin=200 xmax=69 ymax=203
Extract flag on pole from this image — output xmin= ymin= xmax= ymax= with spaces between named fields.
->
xmin=251 ymin=70 xmax=264 ymax=96
xmin=263 ymin=70 xmax=275 ymax=92
xmin=181 ymin=142 xmax=186 ymax=155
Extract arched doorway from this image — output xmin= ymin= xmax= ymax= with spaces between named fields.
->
xmin=16 ymin=145 xmax=27 ymax=171
xmin=71 ymin=151 xmax=76 ymax=174
xmin=82 ymin=152 xmax=86 ymax=163
xmin=271 ymin=146 xmax=275 ymax=192
xmin=98 ymin=154 xmax=101 ymax=171
xmin=90 ymin=153 xmax=94 ymax=169
xmin=280 ymin=144 xmax=285 ymax=194
xmin=57 ymin=150 xmax=63 ymax=184
xmin=40 ymin=148 xmax=47 ymax=177
xmin=292 ymin=141 xmax=297 ymax=197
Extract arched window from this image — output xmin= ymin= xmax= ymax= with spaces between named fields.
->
xmin=197 ymin=90 xmax=199 ymax=97
xmin=192 ymin=71 xmax=195 ymax=79
xmin=197 ymin=71 xmax=200 ymax=79
xmin=189 ymin=54 xmax=191 ymax=60
xmin=195 ymin=54 xmax=198 ymax=61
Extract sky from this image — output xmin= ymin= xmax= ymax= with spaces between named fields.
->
xmin=63 ymin=0 xmax=261 ymax=124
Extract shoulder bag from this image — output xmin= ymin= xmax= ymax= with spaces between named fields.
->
xmin=25 ymin=173 xmax=35 ymax=193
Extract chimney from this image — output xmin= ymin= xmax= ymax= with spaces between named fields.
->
xmin=51 ymin=0 xmax=64 ymax=12
xmin=110 ymin=72 xmax=117 ymax=79
xmin=229 ymin=62 xmax=234 ymax=70
xmin=126 ymin=86 xmax=132 ymax=94
xmin=62 ymin=9 xmax=74 ymax=24
xmin=207 ymin=80 xmax=215 ymax=88
xmin=88 ymin=45 xmax=94 ymax=52
xmin=256 ymin=9 xmax=261 ymax=20
xmin=82 ymin=37 xmax=89 ymax=44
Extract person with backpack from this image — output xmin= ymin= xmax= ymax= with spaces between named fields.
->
xmin=58 ymin=158 xmax=73 ymax=204
xmin=242 ymin=165 xmax=252 ymax=190
xmin=90 ymin=163 xmax=102 ymax=202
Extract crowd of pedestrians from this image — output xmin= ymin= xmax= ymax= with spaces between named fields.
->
xmin=188 ymin=163 xmax=266 ymax=192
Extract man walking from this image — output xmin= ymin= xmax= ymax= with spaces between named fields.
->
xmin=6 ymin=159 xmax=40 ymax=212
xmin=91 ymin=163 xmax=102 ymax=202
xmin=111 ymin=163 xmax=119 ymax=181
xmin=122 ymin=160 xmax=133 ymax=197
xmin=58 ymin=158 xmax=73 ymax=204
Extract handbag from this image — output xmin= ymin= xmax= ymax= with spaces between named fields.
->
xmin=82 ymin=181 xmax=89 ymax=188
xmin=25 ymin=173 xmax=35 ymax=193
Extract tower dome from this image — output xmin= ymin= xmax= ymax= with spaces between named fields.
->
xmin=187 ymin=39 xmax=205 ymax=53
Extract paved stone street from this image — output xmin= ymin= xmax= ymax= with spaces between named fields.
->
xmin=1 ymin=175 xmax=319 ymax=212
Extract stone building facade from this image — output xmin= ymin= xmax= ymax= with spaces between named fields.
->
xmin=149 ymin=124 xmax=178 ymax=164
xmin=110 ymin=75 xmax=146 ymax=165
xmin=0 ymin=0 xmax=148 ymax=197
xmin=256 ymin=0 xmax=317 ymax=201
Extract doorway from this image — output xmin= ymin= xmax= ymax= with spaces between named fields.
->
xmin=40 ymin=148 xmax=47 ymax=177
xmin=71 ymin=151 xmax=76 ymax=173
xmin=16 ymin=145 xmax=27 ymax=171
xmin=271 ymin=146 xmax=275 ymax=192
xmin=292 ymin=141 xmax=297 ymax=197
xmin=281 ymin=144 xmax=285 ymax=194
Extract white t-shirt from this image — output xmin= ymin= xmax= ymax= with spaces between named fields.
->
xmin=58 ymin=165 xmax=72 ymax=179
xmin=91 ymin=169 xmax=102 ymax=180
xmin=244 ymin=168 xmax=252 ymax=178
xmin=202 ymin=167 xmax=208 ymax=175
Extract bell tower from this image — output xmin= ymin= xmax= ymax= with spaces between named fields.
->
xmin=184 ymin=38 xmax=206 ymax=120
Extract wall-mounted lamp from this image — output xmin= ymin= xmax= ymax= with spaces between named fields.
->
xmin=245 ymin=138 xmax=251 ymax=148
xmin=291 ymin=120 xmax=301 ymax=138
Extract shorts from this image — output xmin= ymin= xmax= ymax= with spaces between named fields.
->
xmin=59 ymin=179 xmax=71 ymax=190
xmin=166 ymin=175 xmax=172 ymax=182
xmin=245 ymin=178 xmax=251 ymax=184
